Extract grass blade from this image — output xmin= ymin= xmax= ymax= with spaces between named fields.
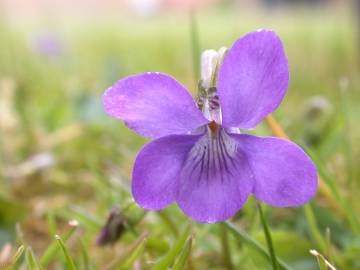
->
xmin=224 ymin=221 xmax=293 ymax=270
xmin=0 ymin=245 xmax=24 ymax=270
xmin=303 ymin=204 xmax=327 ymax=251
xmin=55 ymin=234 xmax=77 ymax=270
xmin=119 ymin=235 xmax=147 ymax=269
xmin=220 ymin=223 xmax=234 ymax=270
xmin=338 ymin=79 xmax=353 ymax=186
xmin=303 ymin=144 xmax=360 ymax=236
xmin=2 ymin=245 xmax=25 ymax=269
xmin=189 ymin=10 xmax=200 ymax=81
xmin=63 ymin=206 xmax=102 ymax=230
xmin=172 ymin=236 xmax=193 ymax=270
xmin=258 ymin=203 xmax=279 ymax=270
xmin=25 ymin=247 xmax=41 ymax=270
xmin=11 ymin=245 xmax=24 ymax=265
xmin=79 ymin=240 xmax=91 ymax=270
xmin=47 ymin=212 xmax=57 ymax=237
xmin=103 ymin=232 xmax=148 ymax=270
xmin=310 ymin=249 xmax=337 ymax=270
xmin=40 ymin=220 xmax=78 ymax=267
xmin=157 ymin=211 xmax=178 ymax=236
xmin=151 ymin=224 xmax=191 ymax=270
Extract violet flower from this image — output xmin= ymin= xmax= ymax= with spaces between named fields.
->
xmin=32 ymin=32 xmax=63 ymax=58
xmin=103 ymin=30 xmax=318 ymax=223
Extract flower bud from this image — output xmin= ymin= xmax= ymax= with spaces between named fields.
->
xmin=96 ymin=207 xmax=127 ymax=246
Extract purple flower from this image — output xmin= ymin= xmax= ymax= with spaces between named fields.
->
xmin=32 ymin=32 xmax=63 ymax=58
xmin=103 ymin=30 xmax=318 ymax=223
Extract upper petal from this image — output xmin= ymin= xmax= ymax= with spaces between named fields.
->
xmin=231 ymin=134 xmax=318 ymax=207
xmin=132 ymin=134 xmax=201 ymax=210
xmin=217 ymin=30 xmax=290 ymax=129
xmin=176 ymin=130 xmax=254 ymax=223
xmin=103 ymin=73 xmax=209 ymax=138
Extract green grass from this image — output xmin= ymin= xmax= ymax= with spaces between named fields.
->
xmin=0 ymin=7 xmax=360 ymax=269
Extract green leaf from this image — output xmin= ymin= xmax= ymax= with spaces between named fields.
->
xmin=55 ymin=234 xmax=77 ymax=270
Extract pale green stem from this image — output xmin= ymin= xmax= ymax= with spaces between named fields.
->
xmin=258 ymin=203 xmax=279 ymax=270
xmin=220 ymin=223 xmax=234 ymax=270
xmin=189 ymin=9 xmax=200 ymax=82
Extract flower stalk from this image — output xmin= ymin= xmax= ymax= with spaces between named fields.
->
xmin=220 ymin=223 xmax=234 ymax=270
xmin=189 ymin=9 xmax=200 ymax=81
xmin=258 ymin=203 xmax=279 ymax=270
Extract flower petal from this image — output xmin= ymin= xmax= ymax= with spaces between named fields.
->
xmin=103 ymin=73 xmax=209 ymax=138
xmin=231 ymin=134 xmax=318 ymax=207
xmin=132 ymin=134 xmax=201 ymax=210
xmin=177 ymin=130 xmax=254 ymax=223
xmin=217 ymin=30 xmax=290 ymax=129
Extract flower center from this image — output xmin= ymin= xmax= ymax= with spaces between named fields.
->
xmin=208 ymin=120 xmax=220 ymax=133
xmin=197 ymin=47 xmax=227 ymax=125
xmin=182 ymin=129 xmax=239 ymax=187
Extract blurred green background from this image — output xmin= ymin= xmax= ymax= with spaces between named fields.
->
xmin=0 ymin=0 xmax=360 ymax=269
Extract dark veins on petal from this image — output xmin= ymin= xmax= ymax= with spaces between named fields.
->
xmin=183 ymin=128 xmax=243 ymax=185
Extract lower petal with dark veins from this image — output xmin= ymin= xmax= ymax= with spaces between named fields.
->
xmin=176 ymin=129 xmax=254 ymax=223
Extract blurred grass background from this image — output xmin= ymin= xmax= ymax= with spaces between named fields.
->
xmin=1 ymin=0 xmax=360 ymax=269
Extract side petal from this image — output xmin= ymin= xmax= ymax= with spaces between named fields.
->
xmin=231 ymin=134 xmax=318 ymax=207
xmin=132 ymin=134 xmax=201 ymax=210
xmin=103 ymin=73 xmax=209 ymax=138
xmin=217 ymin=30 xmax=290 ymax=129
xmin=177 ymin=130 xmax=254 ymax=223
